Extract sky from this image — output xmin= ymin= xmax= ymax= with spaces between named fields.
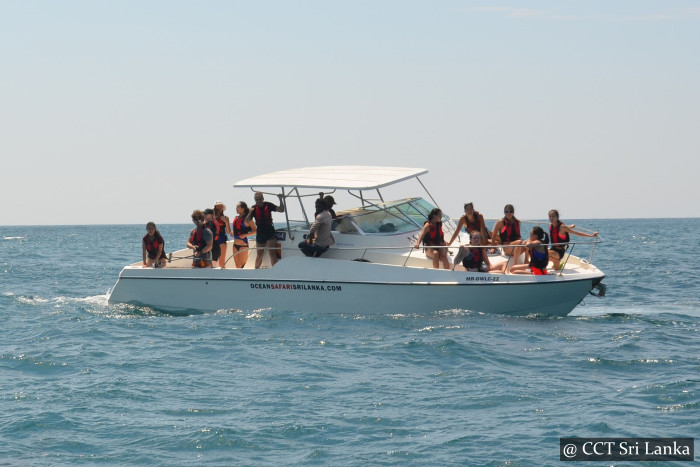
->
xmin=1 ymin=0 xmax=699 ymax=226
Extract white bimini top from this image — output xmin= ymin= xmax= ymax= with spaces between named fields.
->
xmin=234 ymin=166 xmax=428 ymax=191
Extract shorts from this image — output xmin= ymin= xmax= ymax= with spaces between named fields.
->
xmin=550 ymin=246 xmax=566 ymax=259
xmin=256 ymin=224 xmax=276 ymax=244
xmin=192 ymin=259 xmax=213 ymax=268
xmin=211 ymin=243 xmax=221 ymax=262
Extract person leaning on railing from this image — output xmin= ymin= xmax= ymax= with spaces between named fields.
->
xmin=547 ymin=209 xmax=598 ymax=270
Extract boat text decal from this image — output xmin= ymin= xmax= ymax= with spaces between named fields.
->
xmin=250 ymin=283 xmax=342 ymax=292
xmin=465 ymin=276 xmax=500 ymax=282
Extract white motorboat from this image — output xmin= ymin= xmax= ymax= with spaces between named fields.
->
xmin=108 ymin=166 xmax=606 ymax=316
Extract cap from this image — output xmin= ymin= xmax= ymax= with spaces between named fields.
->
xmin=214 ymin=200 xmax=224 ymax=205
xmin=203 ymin=208 xmax=215 ymax=215
xmin=323 ymin=195 xmax=336 ymax=206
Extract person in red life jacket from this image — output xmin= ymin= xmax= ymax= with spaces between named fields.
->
xmin=203 ymin=208 xmax=221 ymax=266
xmin=245 ymin=192 xmax=285 ymax=269
xmin=448 ymin=202 xmax=492 ymax=247
xmin=414 ymin=208 xmax=450 ymax=269
xmin=213 ymin=201 xmax=232 ymax=268
xmin=142 ymin=221 xmax=167 ymax=268
xmin=231 ymin=201 xmax=256 ymax=268
xmin=509 ymin=226 xmax=550 ymax=275
xmin=491 ymin=204 xmax=524 ymax=257
xmin=186 ymin=210 xmax=214 ymax=268
xmin=548 ymin=209 xmax=599 ymax=270
xmin=454 ymin=230 xmax=505 ymax=273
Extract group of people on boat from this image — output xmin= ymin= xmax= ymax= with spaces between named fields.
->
xmin=142 ymin=192 xmax=597 ymax=276
xmin=414 ymin=203 xmax=598 ymax=275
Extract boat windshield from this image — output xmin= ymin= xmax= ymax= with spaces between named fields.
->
xmin=336 ymin=198 xmax=437 ymax=234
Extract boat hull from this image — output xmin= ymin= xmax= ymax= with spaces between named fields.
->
xmin=108 ymin=257 xmax=604 ymax=316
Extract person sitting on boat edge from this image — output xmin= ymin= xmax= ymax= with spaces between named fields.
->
xmin=548 ymin=209 xmax=599 ymax=270
xmin=448 ymin=202 xmax=492 ymax=247
xmin=508 ymin=226 xmax=549 ymax=275
xmin=246 ymin=192 xmax=285 ymax=269
xmin=299 ymin=199 xmax=335 ymax=257
xmin=454 ymin=230 xmax=505 ymax=273
xmin=203 ymin=209 xmax=222 ymax=266
xmin=491 ymin=204 xmax=524 ymax=256
xmin=214 ymin=201 xmax=232 ymax=268
xmin=414 ymin=208 xmax=450 ymax=269
xmin=231 ymin=201 xmax=256 ymax=268
xmin=142 ymin=221 xmax=167 ymax=268
xmin=187 ymin=210 xmax=214 ymax=268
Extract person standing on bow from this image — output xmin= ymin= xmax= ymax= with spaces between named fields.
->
xmin=448 ymin=202 xmax=491 ymax=247
xmin=213 ymin=201 xmax=232 ymax=268
xmin=414 ymin=208 xmax=450 ymax=269
xmin=246 ymin=192 xmax=285 ymax=268
xmin=299 ymin=198 xmax=335 ymax=257
xmin=231 ymin=201 xmax=256 ymax=268
xmin=187 ymin=210 xmax=213 ymax=268
xmin=548 ymin=209 xmax=599 ymax=270
xmin=142 ymin=222 xmax=167 ymax=268
xmin=491 ymin=204 xmax=524 ymax=257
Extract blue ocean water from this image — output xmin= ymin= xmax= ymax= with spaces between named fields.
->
xmin=1 ymin=219 xmax=698 ymax=466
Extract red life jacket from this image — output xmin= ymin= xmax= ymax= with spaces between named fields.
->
xmin=253 ymin=203 xmax=273 ymax=226
xmin=465 ymin=211 xmax=483 ymax=233
xmin=499 ymin=219 xmax=520 ymax=243
xmin=206 ymin=219 xmax=220 ymax=242
xmin=423 ymin=221 xmax=444 ymax=246
xmin=189 ymin=227 xmax=206 ymax=249
xmin=232 ymin=216 xmax=252 ymax=237
xmin=469 ymin=247 xmax=483 ymax=264
xmin=550 ymin=223 xmax=570 ymax=247
xmin=143 ymin=234 xmax=162 ymax=256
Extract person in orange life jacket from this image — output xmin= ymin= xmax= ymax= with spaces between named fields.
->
xmin=490 ymin=204 xmax=524 ymax=257
xmin=448 ymin=202 xmax=492 ymax=247
xmin=213 ymin=201 xmax=232 ymax=268
xmin=187 ymin=210 xmax=214 ymax=268
xmin=509 ymin=226 xmax=550 ymax=275
xmin=454 ymin=230 xmax=506 ymax=273
xmin=245 ymin=192 xmax=285 ymax=269
xmin=414 ymin=208 xmax=450 ymax=269
xmin=203 ymin=209 xmax=222 ymax=264
xmin=548 ymin=209 xmax=599 ymax=270
xmin=142 ymin=221 xmax=167 ymax=268
xmin=299 ymin=199 xmax=335 ymax=257
xmin=231 ymin=201 xmax=256 ymax=269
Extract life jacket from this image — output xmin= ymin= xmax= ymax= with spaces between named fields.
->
xmin=465 ymin=211 xmax=483 ymax=233
xmin=469 ymin=247 xmax=484 ymax=264
xmin=143 ymin=234 xmax=162 ymax=256
xmin=206 ymin=219 xmax=220 ymax=242
xmin=189 ymin=227 xmax=207 ymax=249
xmin=499 ymin=219 xmax=521 ymax=243
xmin=549 ymin=223 xmax=570 ymax=249
xmin=422 ymin=221 xmax=444 ymax=246
xmin=215 ymin=217 xmax=228 ymax=236
xmin=529 ymin=244 xmax=549 ymax=274
xmin=253 ymin=203 xmax=273 ymax=226
xmin=232 ymin=216 xmax=252 ymax=238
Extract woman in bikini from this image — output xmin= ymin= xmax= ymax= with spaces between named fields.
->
xmin=231 ymin=201 xmax=256 ymax=268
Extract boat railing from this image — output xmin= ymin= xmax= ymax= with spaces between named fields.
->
xmin=161 ymin=235 xmax=602 ymax=272
xmin=235 ymin=236 xmax=603 ymax=270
